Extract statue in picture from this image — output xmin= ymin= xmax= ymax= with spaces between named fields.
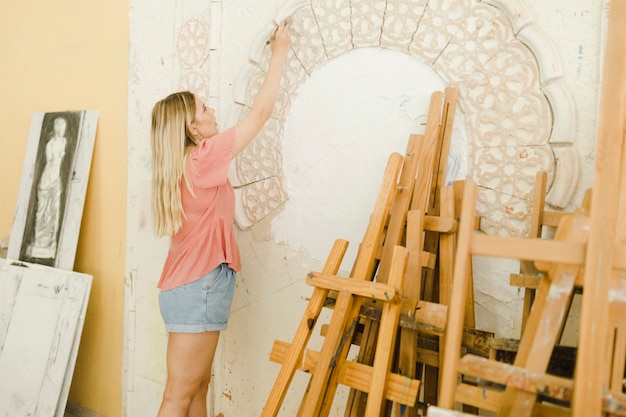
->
xmin=26 ymin=117 xmax=68 ymax=260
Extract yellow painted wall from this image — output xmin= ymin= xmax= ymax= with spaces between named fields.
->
xmin=0 ymin=1 xmax=128 ymax=416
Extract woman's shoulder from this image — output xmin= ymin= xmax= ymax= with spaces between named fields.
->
xmin=212 ymin=127 xmax=236 ymax=142
xmin=193 ymin=128 xmax=236 ymax=156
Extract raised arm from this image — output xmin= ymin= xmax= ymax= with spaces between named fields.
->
xmin=233 ymin=21 xmax=291 ymax=157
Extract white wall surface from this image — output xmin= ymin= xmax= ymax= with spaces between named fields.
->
xmin=126 ymin=0 xmax=605 ymax=415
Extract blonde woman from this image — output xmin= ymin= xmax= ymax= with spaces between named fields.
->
xmin=150 ymin=22 xmax=291 ymax=417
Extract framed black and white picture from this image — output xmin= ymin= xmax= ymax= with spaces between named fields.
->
xmin=8 ymin=110 xmax=98 ymax=270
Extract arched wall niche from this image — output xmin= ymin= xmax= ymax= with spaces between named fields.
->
xmin=227 ymin=0 xmax=579 ymax=237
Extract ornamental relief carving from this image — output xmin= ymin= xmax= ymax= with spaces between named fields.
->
xmin=177 ymin=17 xmax=212 ymax=98
xmin=226 ymin=0 xmax=579 ymax=237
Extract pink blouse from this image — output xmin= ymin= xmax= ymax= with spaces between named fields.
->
xmin=157 ymin=128 xmax=241 ymax=291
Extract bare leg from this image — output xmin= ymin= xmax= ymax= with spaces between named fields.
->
xmin=187 ymin=335 xmax=218 ymax=417
xmin=157 ymin=331 xmax=220 ymax=417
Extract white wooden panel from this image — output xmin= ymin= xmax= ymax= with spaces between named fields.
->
xmin=0 ymin=272 xmax=61 ymax=416
xmin=0 ymin=259 xmax=92 ymax=417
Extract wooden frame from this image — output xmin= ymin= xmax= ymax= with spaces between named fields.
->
xmin=8 ymin=110 xmax=98 ymax=270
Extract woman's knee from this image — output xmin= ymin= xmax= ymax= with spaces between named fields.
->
xmin=200 ymin=376 xmax=211 ymax=391
xmin=162 ymin=379 xmax=199 ymax=408
xmin=193 ymin=371 xmax=212 ymax=399
xmin=166 ymin=372 xmax=211 ymax=399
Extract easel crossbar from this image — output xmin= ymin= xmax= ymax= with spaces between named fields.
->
xmin=470 ymin=234 xmax=586 ymax=265
xmin=306 ymin=272 xmax=401 ymax=303
xmin=269 ymin=340 xmax=421 ymax=405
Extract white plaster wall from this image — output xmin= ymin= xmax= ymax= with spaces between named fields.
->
xmin=126 ymin=0 xmax=605 ymax=416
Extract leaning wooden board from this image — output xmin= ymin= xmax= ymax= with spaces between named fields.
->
xmin=0 ymin=258 xmax=92 ymax=417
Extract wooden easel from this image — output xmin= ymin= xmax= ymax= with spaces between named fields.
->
xmin=262 ymin=152 xmax=424 ymax=417
xmin=263 ymin=88 xmax=476 ymax=417
xmin=409 ymin=88 xmax=458 ymax=412
xmin=344 ymin=124 xmax=429 ymax=417
xmin=508 ymin=171 xmax=590 ymax=337
xmin=345 ymin=89 xmax=448 ymax=417
xmin=343 ymin=88 xmax=484 ymax=416
xmin=433 ymin=2 xmax=626 ymax=415
xmin=260 ymin=237 xmax=349 ymax=417
xmin=434 ymin=181 xmax=588 ymax=416
xmin=341 ymin=88 xmax=470 ymax=416
xmin=486 ymin=172 xmax=591 ymax=379
xmin=431 ymin=182 xmax=626 ymax=416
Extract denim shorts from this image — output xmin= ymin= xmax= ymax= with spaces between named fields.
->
xmin=158 ymin=263 xmax=236 ymax=333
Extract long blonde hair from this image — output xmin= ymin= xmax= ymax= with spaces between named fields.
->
xmin=150 ymin=91 xmax=200 ymax=237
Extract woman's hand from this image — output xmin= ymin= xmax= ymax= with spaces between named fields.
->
xmin=233 ymin=19 xmax=292 ymax=156
xmin=270 ymin=20 xmax=291 ymax=57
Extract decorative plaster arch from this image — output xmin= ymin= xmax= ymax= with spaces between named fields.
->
xmin=226 ymin=0 xmax=579 ymax=237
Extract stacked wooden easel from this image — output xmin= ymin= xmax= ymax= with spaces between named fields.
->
xmin=430 ymin=1 xmax=626 ymax=416
xmin=260 ymin=86 xmax=491 ymax=417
